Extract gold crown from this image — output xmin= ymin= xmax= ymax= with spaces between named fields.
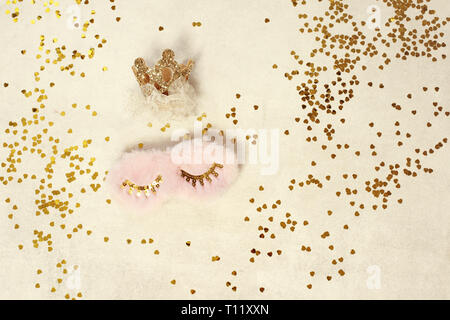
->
xmin=132 ymin=49 xmax=194 ymax=97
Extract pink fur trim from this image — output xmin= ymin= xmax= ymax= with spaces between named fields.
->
xmin=108 ymin=139 xmax=238 ymax=210
xmin=107 ymin=149 xmax=174 ymax=210
xmin=172 ymin=139 xmax=238 ymax=199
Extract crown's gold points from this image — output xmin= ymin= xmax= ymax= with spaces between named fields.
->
xmin=132 ymin=49 xmax=194 ymax=97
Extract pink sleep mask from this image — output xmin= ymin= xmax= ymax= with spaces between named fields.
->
xmin=107 ymin=139 xmax=239 ymax=210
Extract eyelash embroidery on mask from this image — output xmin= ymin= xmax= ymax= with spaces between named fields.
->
xmin=121 ymin=175 xmax=163 ymax=197
xmin=180 ymin=163 xmax=224 ymax=187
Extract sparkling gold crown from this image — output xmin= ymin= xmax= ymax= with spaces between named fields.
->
xmin=132 ymin=49 xmax=194 ymax=97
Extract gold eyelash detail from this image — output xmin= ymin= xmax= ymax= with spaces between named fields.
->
xmin=180 ymin=163 xmax=224 ymax=187
xmin=121 ymin=175 xmax=163 ymax=197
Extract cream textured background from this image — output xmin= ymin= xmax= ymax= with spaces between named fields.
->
xmin=0 ymin=0 xmax=449 ymax=299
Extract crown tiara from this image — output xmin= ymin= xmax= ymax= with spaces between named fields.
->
xmin=132 ymin=49 xmax=194 ymax=97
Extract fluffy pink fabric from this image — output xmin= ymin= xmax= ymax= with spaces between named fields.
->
xmin=107 ymin=149 xmax=176 ymax=210
xmin=108 ymin=139 xmax=238 ymax=210
xmin=171 ymin=139 xmax=238 ymax=199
